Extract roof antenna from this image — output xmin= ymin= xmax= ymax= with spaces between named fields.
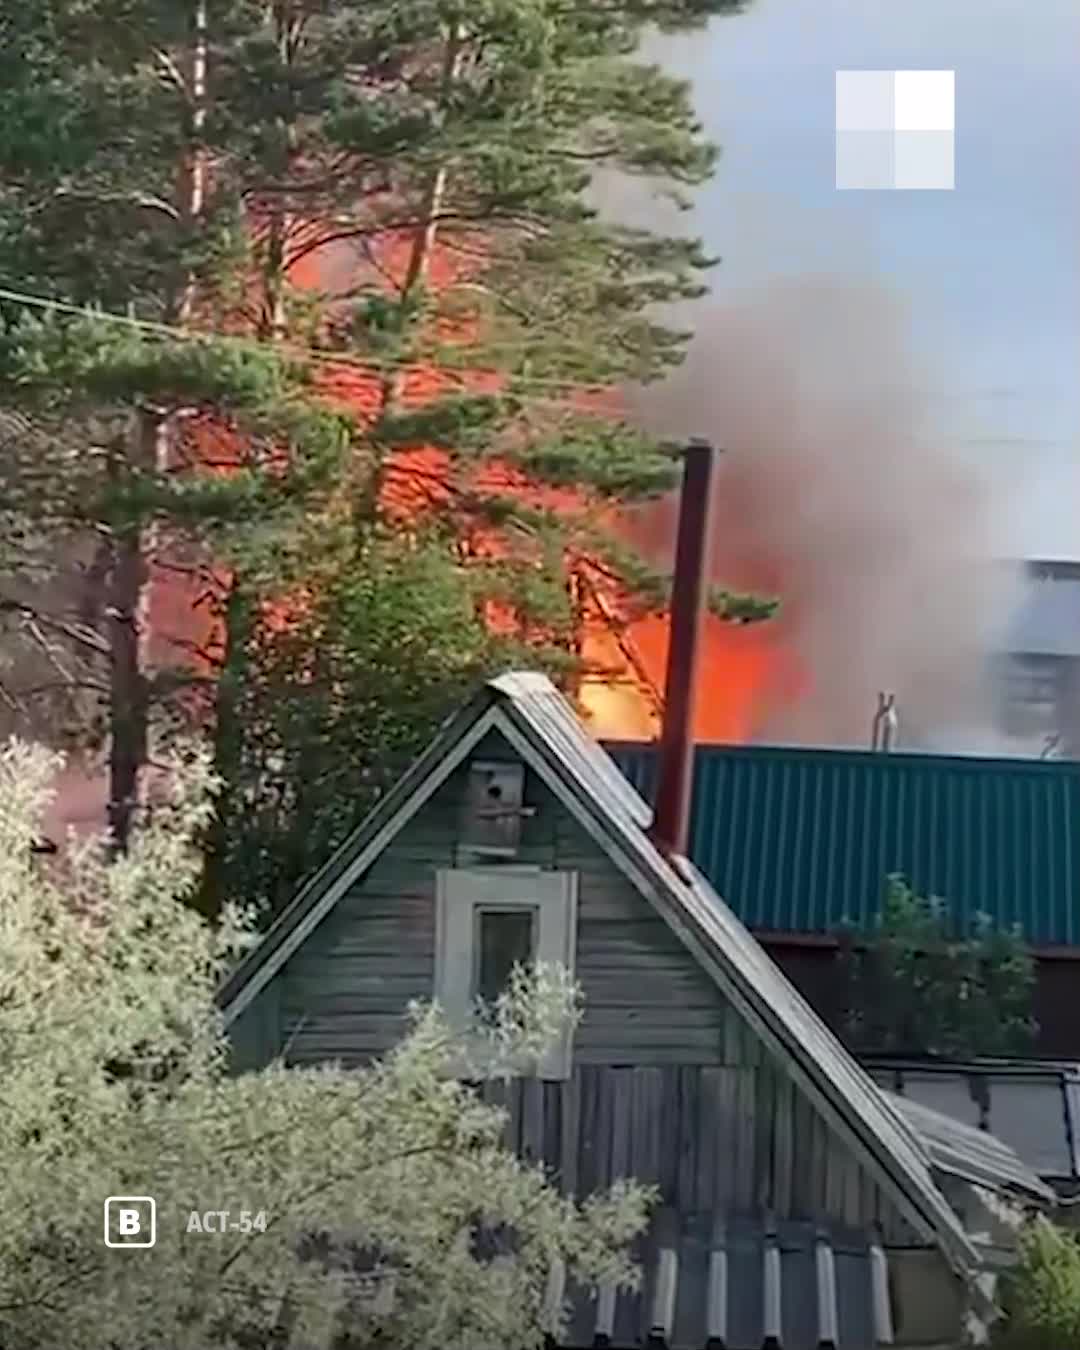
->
xmin=871 ymin=691 xmax=898 ymax=752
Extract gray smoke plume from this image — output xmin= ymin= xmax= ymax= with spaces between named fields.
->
xmin=623 ymin=277 xmax=1025 ymax=750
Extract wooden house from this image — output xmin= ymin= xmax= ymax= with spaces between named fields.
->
xmin=219 ymin=670 xmax=1052 ymax=1349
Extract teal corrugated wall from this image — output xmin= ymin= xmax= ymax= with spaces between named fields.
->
xmin=607 ymin=744 xmax=1080 ymax=946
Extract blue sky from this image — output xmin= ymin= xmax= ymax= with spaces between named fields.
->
xmin=647 ymin=0 xmax=1080 ymax=558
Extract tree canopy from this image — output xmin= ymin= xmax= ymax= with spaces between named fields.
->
xmin=0 ymin=0 xmax=766 ymax=899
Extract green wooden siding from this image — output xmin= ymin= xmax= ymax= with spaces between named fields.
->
xmin=610 ymin=743 xmax=1080 ymax=944
xmin=229 ymin=978 xmax=281 ymax=1073
xmin=276 ymin=742 xmax=727 ymax=1067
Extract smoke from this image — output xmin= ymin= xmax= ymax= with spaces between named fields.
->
xmin=623 ymin=277 xmax=1024 ymax=750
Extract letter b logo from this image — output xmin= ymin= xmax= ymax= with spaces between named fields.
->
xmin=104 ymin=1196 xmax=156 ymax=1247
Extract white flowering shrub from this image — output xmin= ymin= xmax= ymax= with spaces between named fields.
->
xmin=0 ymin=742 xmax=652 ymax=1350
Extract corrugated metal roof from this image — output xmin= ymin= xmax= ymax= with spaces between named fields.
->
xmin=609 ymin=743 xmax=1080 ymax=945
xmin=866 ymin=1058 xmax=1080 ymax=1184
xmin=557 ymin=1213 xmax=880 ymax=1350
xmin=885 ymin=1093 xmax=1054 ymax=1203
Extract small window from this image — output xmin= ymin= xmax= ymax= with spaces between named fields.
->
xmin=435 ymin=868 xmax=578 ymax=1079
xmin=474 ymin=907 xmax=537 ymax=1007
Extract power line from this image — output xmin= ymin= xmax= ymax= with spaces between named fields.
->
xmin=0 ymin=285 xmax=635 ymax=397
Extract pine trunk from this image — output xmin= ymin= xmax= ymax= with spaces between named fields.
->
xmin=367 ymin=22 xmax=465 ymax=517
xmin=105 ymin=0 xmax=207 ymax=849
xmin=195 ymin=582 xmax=246 ymax=916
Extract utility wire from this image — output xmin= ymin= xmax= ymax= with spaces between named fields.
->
xmin=1 ymin=285 xmax=1060 ymax=412
xmin=0 ymin=285 xmax=636 ymax=397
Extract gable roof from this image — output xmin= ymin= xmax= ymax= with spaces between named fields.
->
xmin=218 ymin=671 xmax=980 ymax=1277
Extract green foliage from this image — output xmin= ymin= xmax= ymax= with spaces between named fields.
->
xmin=994 ymin=1218 xmax=1080 ymax=1350
xmin=0 ymin=0 xmax=771 ymax=863
xmin=206 ymin=524 xmax=555 ymax=916
xmin=840 ymin=874 xmax=1037 ymax=1058
xmin=506 ymin=420 xmax=680 ymax=499
xmin=0 ymin=741 xmax=652 ymax=1349
xmin=0 ymin=310 xmax=307 ymax=407
xmin=374 ymin=394 xmax=518 ymax=451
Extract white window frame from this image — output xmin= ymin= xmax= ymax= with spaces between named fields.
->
xmin=435 ymin=868 xmax=578 ymax=1080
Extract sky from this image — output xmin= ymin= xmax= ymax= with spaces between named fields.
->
xmin=645 ymin=0 xmax=1080 ymax=559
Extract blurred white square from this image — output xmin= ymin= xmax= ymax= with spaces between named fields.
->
xmin=836 ymin=130 xmax=895 ymax=189
xmin=835 ymin=68 xmax=955 ymax=189
xmin=836 ymin=70 xmax=895 ymax=132
xmin=895 ymin=130 xmax=955 ymax=189
xmin=894 ymin=69 xmax=954 ymax=132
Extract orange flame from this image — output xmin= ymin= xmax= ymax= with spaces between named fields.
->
xmin=146 ymin=228 xmax=808 ymax=750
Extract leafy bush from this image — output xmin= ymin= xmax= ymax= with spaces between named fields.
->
xmin=0 ymin=741 xmax=650 ymax=1350
xmin=993 ymin=1217 xmax=1080 ymax=1349
xmin=840 ymin=873 xmax=1036 ymax=1057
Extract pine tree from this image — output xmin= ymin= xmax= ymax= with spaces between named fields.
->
xmin=0 ymin=0 xmax=352 ymax=847
xmin=194 ymin=0 xmax=765 ymax=913
xmin=0 ymin=0 xmax=765 ymax=886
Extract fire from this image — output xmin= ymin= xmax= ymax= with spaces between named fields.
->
xmin=146 ymin=226 xmax=807 ymax=751
xmin=577 ymin=545 xmax=808 ymax=745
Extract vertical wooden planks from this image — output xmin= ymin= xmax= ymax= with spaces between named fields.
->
xmin=630 ymin=1066 xmax=664 ymax=1189
xmin=809 ymin=1104 xmax=829 ymax=1216
xmin=676 ymin=1065 xmax=701 ymax=1213
xmin=578 ymin=1066 xmax=600 ymax=1196
xmin=520 ymin=1076 xmax=546 ymax=1170
xmin=578 ymin=1066 xmax=615 ymax=1196
xmin=825 ymin=1136 xmax=863 ymax=1225
xmin=709 ymin=1066 xmax=740 ymax=1213
xmin=542 ymin=1078 xmax=563 ymax=1180
xmin=789 ymin=1087 xmax=815 ymax=1218
xmin=859 ymin=1162 xmax=879 ymax=1233
xmin=734 ymin=1068 xmax=757 ymax=1213
xmin=659 ymin=1066 xmax=681 ymax=1202
xmin=697 ymin=1066 xmax=722 ymax=1214
xmin=753 ymin=1065 xmax=776 ymax=1212
xmin=559 ymin=1067 xmax=581 ymax=1197
xmin=824 ymin=1136 xmax=845 ymax=1220
xmin=507 ymin=1077 xmax=524 ymax=1156
xmin=594 ymin=1066 xmax=614 ymax=1193
xmin=471 ymin=1053 xmax=898 ymax=1265
xmin=842 ymin=1143 xmax=865 ymax=1227
xmin=772 ymin=1069 xmax=795 ymax=1218
xmin=610 ymin=1069 xmax=634 ymax=1183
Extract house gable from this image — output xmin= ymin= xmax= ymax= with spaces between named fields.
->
xmin=241 ymin=728 xmax=730 ymax=1069
xmin=219 ymin=672 xmax=979 ymax=1281
xmin=228 ymin=724 xmax=925 ymax=1245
